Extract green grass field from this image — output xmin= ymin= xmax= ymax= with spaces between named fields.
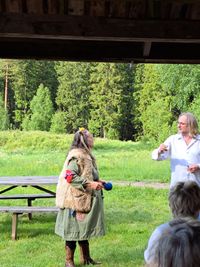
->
xmin=0 ymin=187 xmax=171 ymax=267
xmin=0 ymin=131 xmax=172 ymax=267
xmin=0 ymin=130 xmax=170 ymax=183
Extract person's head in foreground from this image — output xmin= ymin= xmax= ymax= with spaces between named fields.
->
xmin=144 ymin=181 xmax=200 ymax=266
xmin=153 ymin=218 xmax=200 ymax=267
xmin=169 ymin=181 xmax=200 ymax=219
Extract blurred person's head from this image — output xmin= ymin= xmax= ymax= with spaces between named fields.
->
xmin=169 ymin=181 xmax=200 ymax=218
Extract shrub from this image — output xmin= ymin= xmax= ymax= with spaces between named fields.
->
xmin=50 ymin=111 xmax=66 ymax=133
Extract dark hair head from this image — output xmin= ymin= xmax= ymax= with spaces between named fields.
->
xmin=169 ymin=181 xmax=200 ymax=218
xmin=157 ymin=218 xmax=200 ymax=267
xmin=70 ymin=128 xmax=93 ymax=151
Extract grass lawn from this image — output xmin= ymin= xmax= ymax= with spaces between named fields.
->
xmin=0 ymin=186 xmax=170 ymax=267
xmin=0 ymin=131 xmax=171 ymax=183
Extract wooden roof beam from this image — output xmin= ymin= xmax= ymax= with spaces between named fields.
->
xmin=0 ymin=14 xmax=200 ymax=42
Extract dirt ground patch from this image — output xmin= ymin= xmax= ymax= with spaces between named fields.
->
xmin=113 ymin=181 xmax=169 ymax=189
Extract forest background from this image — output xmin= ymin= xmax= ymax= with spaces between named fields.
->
xmin=1 ymin=60 xmax=200 ymax=143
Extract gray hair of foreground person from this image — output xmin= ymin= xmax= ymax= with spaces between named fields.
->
xmin=154 ymin=218 xmax=200 ymax=267
xmin=169 ymin=181 xmax=200 ymax=218
xmin=178 ymin=112 xmax=199 ymax=137
xmin=144 ymin=182 xmax=200 ymax=267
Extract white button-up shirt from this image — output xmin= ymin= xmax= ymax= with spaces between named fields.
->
xmin=152 ymin=134 xmax=200 ymax=188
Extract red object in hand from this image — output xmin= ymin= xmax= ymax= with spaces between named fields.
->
xmin=65 ymin=170 xmax=74 ymax=183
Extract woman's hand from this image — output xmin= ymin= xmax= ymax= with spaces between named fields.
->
xmin=99 ymin=179 xmax=106 ymax=184
xmin=89 ymin=181 xmax=104 ymax=190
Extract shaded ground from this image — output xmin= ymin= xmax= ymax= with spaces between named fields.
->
xmin=113 ymin=181 xmax=169 ymax=189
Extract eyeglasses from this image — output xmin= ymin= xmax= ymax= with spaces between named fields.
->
xmin=177 ymin=122 xmax=187 ymax=126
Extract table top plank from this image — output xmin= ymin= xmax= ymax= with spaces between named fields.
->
xmin=0 ymin=176 xmax=58 ymax=186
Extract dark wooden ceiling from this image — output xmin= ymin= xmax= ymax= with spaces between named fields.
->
xmin=0 ymin=0 xmax=200 ymax=63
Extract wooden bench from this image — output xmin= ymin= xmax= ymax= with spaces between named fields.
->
xmin=0 ymin=193 xmax=55 ymax=219
xmin=0 ymin=206 xmax=59 ymax=240
xmin=0 ymin=193 xmax=55 ymax=200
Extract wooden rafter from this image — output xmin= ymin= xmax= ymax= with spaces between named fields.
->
xmin=0 ymin=0 xmax=199 ymax=62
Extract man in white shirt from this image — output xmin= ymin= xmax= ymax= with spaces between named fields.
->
xmin=152 ymin=112 xmax=200 ymax=188
xmin=144 ymin=181 xmax=200 ymax=266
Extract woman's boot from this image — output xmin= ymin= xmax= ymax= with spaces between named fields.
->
xmin=78 ymin=240 xmax=101 ymax=265
xmin=65 ymin=243 xmax=76 ymax=267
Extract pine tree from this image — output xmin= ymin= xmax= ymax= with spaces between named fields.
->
xmin=0 ymin=94 xmax=9 ymax=130
xmin=89 ymin=63 xmax=124 ymax=139
xmin=55 ymin=62 xmax=91 ymax=133
xmin=9 ymin=60 xmax=58 ymax=128
xmin=22 ymin=84 xmax=54 ymax=131
xmin=117 ymin=63 xmax=135 ymax=140
xmin=0 ymin=60 xmax=15 ymax=128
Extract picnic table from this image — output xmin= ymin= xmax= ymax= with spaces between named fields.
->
xmin=0 ymin=176 xmax=58 ymax=194
xmin=0 ymin=176 xmax=59 ymax=240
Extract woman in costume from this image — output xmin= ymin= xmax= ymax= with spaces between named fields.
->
xmin=55 ymin=128 xmax=106 ymax=267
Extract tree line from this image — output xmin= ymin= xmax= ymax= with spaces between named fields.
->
xmin=0 ymin=60 xmax=200 ymax=142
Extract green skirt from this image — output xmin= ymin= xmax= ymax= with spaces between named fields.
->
xmin=55 ymin=190 xmax=105 ymax=240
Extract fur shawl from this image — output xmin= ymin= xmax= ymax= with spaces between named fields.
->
xmin=56 ymin=148 xmax=94 ymax=209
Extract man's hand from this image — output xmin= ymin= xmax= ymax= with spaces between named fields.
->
xmin=187 ymin=164 xmax=200 ymax=173
xmin=158 ymin=144 xmax=168 ymax=154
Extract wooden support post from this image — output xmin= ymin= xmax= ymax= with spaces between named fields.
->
xmin=11 ymin=213 xmax=18 ymax=240
xmin=27 ymin=199 xmax=32 ymax=220
xmin=143 ymin=41 xmax=152 ymax=57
